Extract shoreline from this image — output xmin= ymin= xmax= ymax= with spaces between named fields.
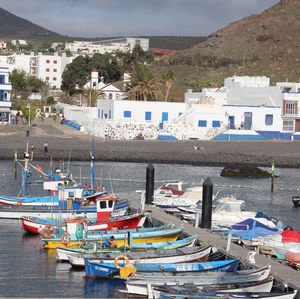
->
xmin=2 ymin=119 xmax=300 ymax=168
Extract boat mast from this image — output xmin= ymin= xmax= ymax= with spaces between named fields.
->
xmin=90 ymin=138 xmax=95 ymax=194
xmin=22 ymin=150 xmax=30 ymax=197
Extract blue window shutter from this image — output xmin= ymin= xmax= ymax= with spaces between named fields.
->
xmin=124 ymin=111 xmax=131 ymax=118
xmin=145 ymin=111 xmax=151 ymax=121
xmin=212 ymin=120 xmax=221 ymax=127
xmin=265 ymin=114 xmax=273 ymax=126
xmin=162 ymin=112 xmax=168 ymax=121
xmin=198 ymin=120 xmax=207 ymax=127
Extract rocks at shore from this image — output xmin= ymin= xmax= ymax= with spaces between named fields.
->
xmin=220 ymin=165 xmax=272 ymax=178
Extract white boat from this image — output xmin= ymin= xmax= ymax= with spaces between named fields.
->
xmin=124 ymin=265 xmax=271 ymax=297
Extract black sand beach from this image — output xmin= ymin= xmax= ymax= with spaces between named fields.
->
xmin=1 ymin=119 xmax=300 ymax=167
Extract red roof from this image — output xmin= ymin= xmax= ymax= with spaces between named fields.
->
xmin=91 ymin=67 xmax=98 ymax=72
xmin=150 ymin=48 xmax=176 ymax=56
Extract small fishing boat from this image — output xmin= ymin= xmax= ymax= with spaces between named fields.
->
xmin=124 ymin=265 xmax=271 ymax=297
xmin=42 ymin=226 xmax=183 ymax=249
xmin=21 ymin=195 xmax=143 ymax=234
xmin=67 ymin=245 xmax=212 ymax=268
xmin=56 ymin=234 xmax=196 ymax=261
xmin=157 ymin=290 xmax=297 ymax=299
xmin=84 ymin=259 xmax=239 ymax=279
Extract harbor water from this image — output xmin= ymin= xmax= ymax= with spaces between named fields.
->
xmin=0 ymin=160 xmax=299 ymax=297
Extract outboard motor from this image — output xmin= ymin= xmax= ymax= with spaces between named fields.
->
xmin=292 ymin=196 xmax=300 ymax=208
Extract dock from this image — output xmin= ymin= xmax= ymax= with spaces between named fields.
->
xmin=132 ymin=200 xmax=300 ymax=292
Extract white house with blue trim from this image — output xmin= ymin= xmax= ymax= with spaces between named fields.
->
xmin=0 ymin=67 xmax=12 ymax=123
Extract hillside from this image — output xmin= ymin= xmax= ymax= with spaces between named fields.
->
xmin=152 ymin=0 xmax=300 ymax=101
xmin=0 ymin=7 xmax=61 ymax=39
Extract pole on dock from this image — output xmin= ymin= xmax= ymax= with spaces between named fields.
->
xmin=13 ymin=150 xmax=18 ymax=179
xmin=195 ymin=212 xmax=200 ymax=228
xmin=201 ymin=177 xmax=213 ymax=229
xmin=271 ymin=160 xmax=275 ymax=192
xmin=145 ymin=163 xmax=155 ymax=204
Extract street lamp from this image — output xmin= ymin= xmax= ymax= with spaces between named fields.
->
xmin=26 ymin=103 xmax=31 ymax=126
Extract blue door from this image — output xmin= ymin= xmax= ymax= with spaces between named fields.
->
xmin=162 ymin=112 xmax=168 ymax=122
xmin=228 ymin=116 xmax=235 ymax=129
xmin=244 ymin=112 xmax=252 ymax=130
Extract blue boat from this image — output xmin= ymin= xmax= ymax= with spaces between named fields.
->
xmin=84 ymin=259 xmax=239 ymax=279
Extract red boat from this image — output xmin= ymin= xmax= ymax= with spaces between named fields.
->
xmin=21 ymin=194 xmax=145 ymax=234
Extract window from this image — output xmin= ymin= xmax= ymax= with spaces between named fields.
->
xmin=0 ymin=75 xmax=4 ymax=84
xmin=212 ymin=120 xmax=221 ymax=127
xmin=124 ymin=111 xmax=131 ymax=118
xmin=68 ymin=191 xmax=75 ymax=198
xmin=198 ymin=120 xmax=207 ymax=127
xmin=53 ymin=77 xmax=57 ymax=81
xmin=178 ymin=112 xmax=183 ymax=116
xmin=162 ymin=112 xmax=168 ymax=121
xmin=45 ymin=77 xmax=49 ymax=81
xmin=46 ymin=60 xmax=50 ymax=63
xmin=285 ymin=102 xmax=297 ymax=115
xmin=145 ymin=111 xmax=151 ymax=121
xmin=46 ymin=68 xmax=50 ymax=72
xmin=265 ymin=114 xmax=273 ymax=126
xmin=53 ymin=60 xmax=57 ymax=64
xmin=108 ymin=93 xmax=113 ymax=100
xmin=53 ymin=86 xmax=56 ymax=89
xmin=99 ymin=201 xmax=106 ymax=209
xmin=108 ymin=200 xmax=114 ymax=208
xmin=108 ymin=110 xmax=112 ymax=119
xmin=98 ymin=109 xmax=101 ymax=119
xmin=283 ymin=120 xmax=293 ymax=131
xmin=101 ymin=110 xmax=104 ymax=119
xmin=53 ymin=68 xmax=57 ymax=72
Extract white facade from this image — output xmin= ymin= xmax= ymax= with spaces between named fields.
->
xmin=0 ymin=67 xmax=12 ymax=123
xmin=11 ymin=39 xmax=27 ymax=46
xmin=2 ymin=52 xmax=74 ymax=90
xmin=65 ymin=37 xmax=149 ymax=55
xmin=97 ymin=99 xmax=185 ymax=124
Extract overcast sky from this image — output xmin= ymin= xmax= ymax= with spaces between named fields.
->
xmin=0 ymin=0 xmax=278 ymax=37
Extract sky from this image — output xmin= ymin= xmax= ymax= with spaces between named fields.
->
xmin=0 ymin=0 xmax=278 ymax=38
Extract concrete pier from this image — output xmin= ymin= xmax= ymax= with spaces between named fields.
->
xmin=133 ymin=200 xmax=300 ymax=292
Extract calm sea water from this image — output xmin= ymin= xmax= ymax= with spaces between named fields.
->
xmin=0 ymin=160 xmax=299 ymax=297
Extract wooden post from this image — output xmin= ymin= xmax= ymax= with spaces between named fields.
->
xmin=271 ymin=160 xmax=275 ymax=192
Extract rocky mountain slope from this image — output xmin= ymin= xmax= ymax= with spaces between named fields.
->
xmin=153 ymin=0 xmax=300 ymax=100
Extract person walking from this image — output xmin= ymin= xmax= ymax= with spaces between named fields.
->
xmin=44 ymin=141 xmax=48 ymax=154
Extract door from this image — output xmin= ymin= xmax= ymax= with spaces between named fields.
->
xmin=244 ymin=112 xmax=252 ymax=130
xmin=295 ymin=119 xmax=300 ymax=132
xmin=162 ymin=112 xmax=168 ymax=122
xmin=228 ymin=116 xmax=235 ymax=129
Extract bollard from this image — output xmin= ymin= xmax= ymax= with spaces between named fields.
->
xmin=145 ymin=163 xmax=155 ymax=204
xmin=201 ymin=177 xmax=213 ymax=229
xmin=26 ymin=130 xmax=30 ymax=138
xmin=13 ymin=151 xmax=18 ymax=179
xmin=271 ymin=160 xmax=275 ymax=192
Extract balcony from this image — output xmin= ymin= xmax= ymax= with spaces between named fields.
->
xmin=0 ymin=100 xmax=12 ymax=108
xmin=0 ymin=83 xmax=12 ymax=91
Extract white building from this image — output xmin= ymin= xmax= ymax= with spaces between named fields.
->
xmin=65 ymin=37 xmax=149 ymax=55
xmin=2 ymin=52 xmax=74 ymax=90
xmin=0 ymin=67 xmax=12 ymax=123
xmin=11 ymin=39 xmax=27 ymax=46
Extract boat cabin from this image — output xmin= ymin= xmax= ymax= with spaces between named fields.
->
xmin=96 ymin=195 xmax=129 ymax=223
xmin=213 ymin=200 xmax=245 ymax=213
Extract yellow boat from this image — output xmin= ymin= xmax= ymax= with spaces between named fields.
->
xmin=42 ymin=227 xmax=182 ymax=249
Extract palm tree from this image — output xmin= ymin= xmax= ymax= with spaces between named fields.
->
xmin=129 ymin=64 xmax=159 ymax=101
xmin=161 ymin=70 xmax=175 ymax=101
xmin=82 ymin=88 xmax=105 ymax=107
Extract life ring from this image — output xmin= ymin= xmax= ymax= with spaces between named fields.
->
xmin=114 ymin=255 xmax=129 ymax=269
xmin=41 ymin=224 xmax=55 ymax=238
xmin=61 ymin=232 xmax=71 ymax=246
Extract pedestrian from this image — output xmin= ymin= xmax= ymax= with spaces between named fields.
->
xmin=44 ymin=141 xmax=48 ymax=153
xmin=30 ymin=144 xmax=34 ymax=160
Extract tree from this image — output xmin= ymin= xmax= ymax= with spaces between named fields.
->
xmin=39 ymin=83 xmax=51 ymax=105
xmin=20 ymin=104 xmax=36 ymax=124
xmin=161 ymin=70 xmax=175 ymax=101
xmin=82 ymin=88 xmax=105 ymax=107
xmin=9 ymin=70 xmax=27 ymax=99
xmin=129 ymin=64 xmax=160 ymax=101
